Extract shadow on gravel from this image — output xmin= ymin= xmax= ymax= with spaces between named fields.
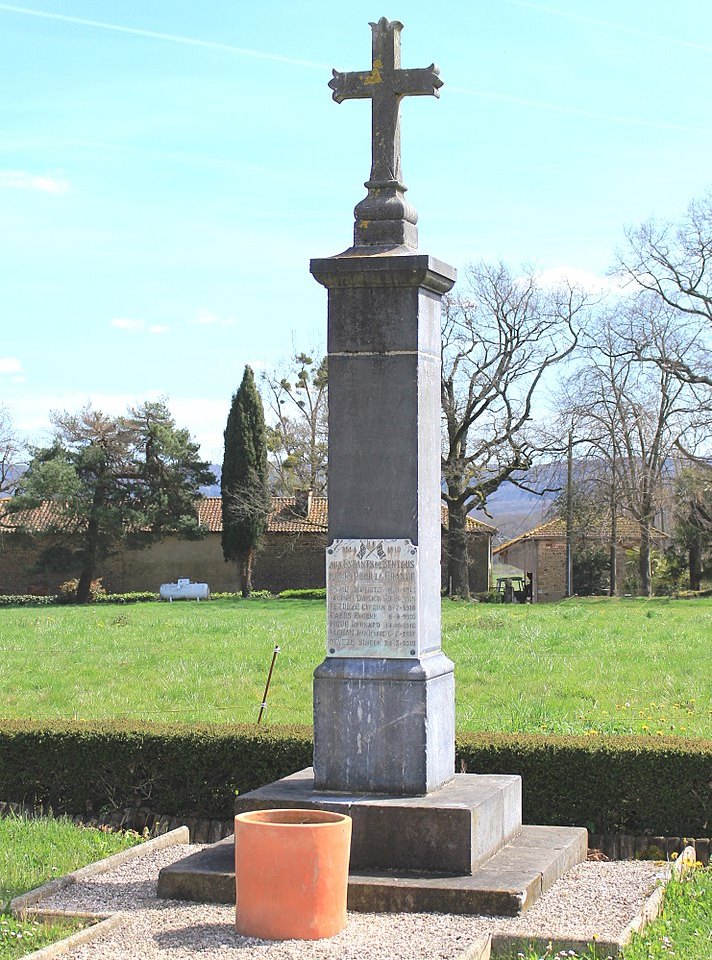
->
xmin=154 ymin=921 xmax=267 ymax=951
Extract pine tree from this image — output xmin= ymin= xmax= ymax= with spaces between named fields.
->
xmin=221 ymin=366 xmax=271 ymax=596
xmin=8 ymin=402 xmax=214 ymax=603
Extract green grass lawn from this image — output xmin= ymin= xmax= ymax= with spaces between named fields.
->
xmin=0 ymin=596 xmax=709 ymax=737
xmin=0 ymin=814 xmax=140 ymax=960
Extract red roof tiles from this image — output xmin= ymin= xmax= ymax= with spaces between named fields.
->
xmin=2 ymin=496 xmax=496 ymax=537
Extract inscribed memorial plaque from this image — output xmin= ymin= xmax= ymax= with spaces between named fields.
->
xmin=326 ymin=538 xmax=419 ymax=658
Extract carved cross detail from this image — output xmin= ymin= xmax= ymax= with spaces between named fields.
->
xmin=329 ymin=17 xmax=442 ymax=188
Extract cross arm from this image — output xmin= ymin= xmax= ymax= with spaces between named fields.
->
xmin=393 ymin=65 xmax=443 ymax=98
xmin=330 ymin=69 xmax=381 ymax=103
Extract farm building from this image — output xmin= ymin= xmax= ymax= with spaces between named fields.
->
xmin=494 ymin=516 xmax=668 ymax=602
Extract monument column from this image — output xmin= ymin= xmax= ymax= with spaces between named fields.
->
xmin=310 ymin=18 xmax=456 ymax=795
xmin=158 ymin=19 xmax=588 ymax=911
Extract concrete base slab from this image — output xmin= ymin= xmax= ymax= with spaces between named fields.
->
xmin=157 ymin=825 xmax=588 ymax=916
xmin=157 ymin=836 xmax=235 ymax=904
xmin=232 ymin=768 xmax=522 ymax=874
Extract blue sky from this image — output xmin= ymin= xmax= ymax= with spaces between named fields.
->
xmin=1 ymin=0 xmax=710 ymax=462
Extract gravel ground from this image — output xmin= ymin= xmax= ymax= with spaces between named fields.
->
xmin=39 ymin=844 xmax=667 ymax=960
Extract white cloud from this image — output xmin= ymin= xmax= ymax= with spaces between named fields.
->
xmin=149 ymin=324 xmax=170 ymax=335
xmin=0 ymin=357 xmax=23 ymax=374
xmin=534 ymin=266 xmax=623 ymax=295
xmin=191 ymin=308 xmax=237 ymax=328
xmin=168 ymin=396 xmax=231 ymax=462
xmin=110 ymin=317 xmax=144 ymax=331
xmin=0 ymin=170 xmax=70 ymax=194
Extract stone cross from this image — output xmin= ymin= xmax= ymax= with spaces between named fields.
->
xmin=329 ymin=17 xmax=443 ymax=247
xmin=310 ymin=19 xmax=456 ymax=794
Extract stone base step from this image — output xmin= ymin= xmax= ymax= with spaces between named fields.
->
xmin=348 ymin=825 xmax=587 ymax=915
xmin=157 ymin=824 xmax=587 ymax=916
xmin=232 ymin=768 xmax=523 ymax=874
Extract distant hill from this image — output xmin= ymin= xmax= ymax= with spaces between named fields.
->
xmin=471 ymin=482 xmax=554 ymax=544
xmin=200 ymin=466 xmax=222 ymax=498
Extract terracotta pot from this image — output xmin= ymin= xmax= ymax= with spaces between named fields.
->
xmin=234 ymin=808 xmax=352 ymax=941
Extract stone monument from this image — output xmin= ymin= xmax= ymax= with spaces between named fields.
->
xmin=158 ymin=18 xmax=587 ymax=914
xmin=310 ymin=15 xmax=456 ymax=796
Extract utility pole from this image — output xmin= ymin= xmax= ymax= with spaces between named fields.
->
xmin=565 ymin=430 xmax=574 ymax=598
xmin=609 ymin=447 xmax=617 ymax=596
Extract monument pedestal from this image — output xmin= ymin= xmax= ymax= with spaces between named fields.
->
xmin=313 ymin=654 xmax=455 ymax=795
xmin=157 ymin=769 xmax=587 ymax=915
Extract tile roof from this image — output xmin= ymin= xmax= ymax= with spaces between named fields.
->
xmin=200 ymin=497 xmax=495 ymax=535
xmin=1 ymin=495 xmax=496 ymax=537
xmin=494 ymin=515 xmax=667 ymax=554
xmin=198 ymin=496 xmax=328 ymax=534
xmin=0 ymin=500 xmax=76 ymax=532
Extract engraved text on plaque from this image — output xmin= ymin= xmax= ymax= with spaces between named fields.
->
xmin=326 ymin=538 xmax=419 ymax=658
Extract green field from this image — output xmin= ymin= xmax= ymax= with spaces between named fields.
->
xmin=1 ymin=597 xmax=710 ymax=737
xmin=0 ymin=815 xmax=140 ymax=960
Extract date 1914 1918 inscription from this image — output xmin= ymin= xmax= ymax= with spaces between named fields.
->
xmin=326 ymin=538 xmax=419 ymax=658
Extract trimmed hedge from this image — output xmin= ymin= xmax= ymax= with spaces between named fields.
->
xmin=95 ymin=592 xmax=159 ymax=604
xmin=0 ymin=722 xmax=709 ymax=834
xmin=0 ymin=721 xmax=312 ymax=820
xmin=0 ymin=595 xmax=58 ymax=606
xmin=277 ymin=589 xmax=326 ymax=600
xmin=456 ymin=733 xmax=711 ymax=837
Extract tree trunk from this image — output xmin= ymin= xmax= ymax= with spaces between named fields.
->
xmin=638 ymin=521 xmax=652 ymax=597
xmin=76 ymin=492 xmax=102 ymax=603
xmin=447 ymin=501 xmax=471 ymax=600
xmin=76 ymin=566 xmax=94 ymax=604
xmin=688 ymin=533 xmax=702 ymax=591
xmin=240 ymin=550 xmax=253 ymax=598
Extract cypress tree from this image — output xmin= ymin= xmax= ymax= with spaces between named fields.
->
xmin=221 ymin=366 xmax=271 ymax=596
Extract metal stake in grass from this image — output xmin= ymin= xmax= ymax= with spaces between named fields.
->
xmin=257 ymin=645 xmax=280 ymax=724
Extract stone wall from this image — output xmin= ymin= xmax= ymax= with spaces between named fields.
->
xmin=0 ymin=532 xmax=65 ymax=595
xmin=0 ymin=528 xmax=490 ymax=596
xmin=100 ymin=531 xmax=328 ymax=594
xmin=534 ymin=540 xmax=567 ymax=602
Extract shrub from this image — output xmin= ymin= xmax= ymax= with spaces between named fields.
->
xmin=57 ymin=578 xmax=106 ymax=604
xmin=277 ymin=588 xmax=326 ymax=600
xmin=0 ymin=721 xmax=313 ymax=820
xmin=456 ymin=732 xmax=712 ymax=836
xmin=471 ymin=591 xmax=502 ymax=603
xmin=94 ymin=592 xmax=159 ymax=604
xmin=209 ymin=590 xmax=274 ymax=600
xmin=0 ymin=595 xmax=58 ymax=606
xmin=0 ymin=722 xmax=708 ymax=834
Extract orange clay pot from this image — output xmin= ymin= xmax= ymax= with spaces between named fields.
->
xmin=234 ymin=808 xmax=352 ymax=941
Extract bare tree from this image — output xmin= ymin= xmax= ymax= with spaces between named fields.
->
xmin=441 ymin=262 xmax=592 ymax=598
xmin=262 ymin=352 xmax=328 ymax=497
xmin=0 ymin=406 xmax=22 ymax=500
xmin=564 ymin=299 xmax=708 ymax=596
xmin=616 ymin=194 xmax=712 ymax=390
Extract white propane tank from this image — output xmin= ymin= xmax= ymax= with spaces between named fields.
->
xmin=159 ymin=578 xmax=210 ymax=601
